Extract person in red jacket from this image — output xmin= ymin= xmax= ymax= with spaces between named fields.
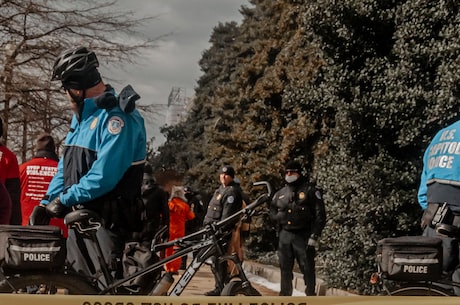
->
xmin=165 ymin=186 xmax=195 ymax=274
xmin=0 ymin=182 xmax=12 ymax=224
xmin=19 ymin=133 xmax=67 ymax=237
xmin=0 ymin=117 xmax=21 ymax=224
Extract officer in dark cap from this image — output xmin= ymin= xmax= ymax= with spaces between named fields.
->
xmin=270 ymin=160 xmax=326 ymax=296
xmin=203 ymin=165 xmax=243 ymax=296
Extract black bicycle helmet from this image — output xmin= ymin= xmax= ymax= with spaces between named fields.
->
xmin=51 ymin=46 xmax=100 ymax=89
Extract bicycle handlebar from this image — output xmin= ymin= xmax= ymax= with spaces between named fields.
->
xmin=213 ymin=193 xmax=268 ymax=230
xmin=253 ymin=180 xmax=273 ymax=198
xmin=152 ymin=180 xmax=272 ymax=252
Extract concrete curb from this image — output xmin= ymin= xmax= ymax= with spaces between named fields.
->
xmin=243 ymin=260 xmax=356 ymax=296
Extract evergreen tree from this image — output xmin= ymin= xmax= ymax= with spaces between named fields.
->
xmin=294 ymin=0 xmax=460 ymax=293
xmin=153 ymin=21 xmax=243 ymax=193
xmin=154 ymin=0 xmax=460 ymax=294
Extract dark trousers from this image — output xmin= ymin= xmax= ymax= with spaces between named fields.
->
xmin=423 ymin=226 xmax=460 ymax=295
xmin=209 ymin=255 xmax=228 ymax=291
xmin=208 ymin=235 xmax=231 ymax=291
xmin=277 ymin=229 xmax=316 ymax=296
xmin=423 ymin=226 xmax=459 ymax=272
xmin=67 ymin=227 xmax=125 ymax=288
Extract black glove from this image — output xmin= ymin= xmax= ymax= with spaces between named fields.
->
xmin=307 ymin=238 xmax=318 ymax=248
xmin=29 ymin=205 xmax=51 ymax=225
xmin=46 ymin=196 xmax=70 ymax=218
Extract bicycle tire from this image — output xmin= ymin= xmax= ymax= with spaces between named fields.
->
xmin=0 ymin=273 xmax=98 ymax=294
xmin=390 ymin=283 xmax=453 ymax=296
xmin=221 ymin=280 xmax=261 ymax=296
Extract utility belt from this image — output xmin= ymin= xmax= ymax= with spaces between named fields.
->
xmin=281 ymin=226 xmax=308 ymax=234
xmin=422 ymin=202 xmax=460 ymax=238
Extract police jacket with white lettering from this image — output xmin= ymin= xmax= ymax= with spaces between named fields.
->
xmin=41 ymin=86 xmax=146 ymax=207
xmin=203 ymin=182 xmax=243 ymax=226
xmin=270 ymin=177 xmax=326 ymax=237
xmin=418 ymin=119 xmax=460 ymax=212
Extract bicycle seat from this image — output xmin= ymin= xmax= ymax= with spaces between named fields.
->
xmin=64 ymin=209 xmax=103 ymax=230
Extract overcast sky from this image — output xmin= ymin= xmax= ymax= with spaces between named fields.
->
xmin=105 ymin=0 xmax=249 ymax=148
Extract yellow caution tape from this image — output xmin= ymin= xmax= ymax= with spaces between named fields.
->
xmin=0 ymin=295 xmax=458 ymax=305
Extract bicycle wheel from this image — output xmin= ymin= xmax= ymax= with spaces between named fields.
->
xmin=221 ymin=281 xmax=261 ymax=296
xmin=390 ymin=283 xmax=453 ymax=296
xmin=0 ymin=273 xmax=98 ymax=294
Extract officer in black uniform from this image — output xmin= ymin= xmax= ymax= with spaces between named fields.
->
xmin=180 ymin=186 xmax=205 ymax=269
xmin=184 ymin=186 xmax=205 ymax=237
xmin=270 ymin=160 xmax=326 ymax=296
xmin=203 ymin=165 xmax=243 ymax=296
xmin=139 ymin=164 xmax=169 ymax=247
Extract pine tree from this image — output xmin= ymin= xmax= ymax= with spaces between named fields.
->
xmin=154 ymin=0 xmax=460 ymax=293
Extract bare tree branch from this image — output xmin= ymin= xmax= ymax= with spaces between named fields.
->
xmin=0 ymin=0 xmax=167 ymax=162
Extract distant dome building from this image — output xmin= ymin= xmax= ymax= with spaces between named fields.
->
xmin=166 ymin=87 xmax=193 ymax=126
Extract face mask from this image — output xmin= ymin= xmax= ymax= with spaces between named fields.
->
xmin=285 ymin=175 xmax=298 ymax=184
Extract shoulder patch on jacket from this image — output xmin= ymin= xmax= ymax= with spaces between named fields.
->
xmin=107 ymin=116 xmax=124 ymax=135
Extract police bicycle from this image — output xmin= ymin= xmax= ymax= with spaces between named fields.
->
xmin=0 ymin=181 xmax=272 ymax=296
xmin=370 ymin=205 xmax=460 ymax=296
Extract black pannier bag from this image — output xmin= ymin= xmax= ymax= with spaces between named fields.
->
xmin=0 ymin=225 xmax=66 ymax=270
xmin=376 ymin=236 xmax=442 ymax=281
xmin=122 ymin=241 xmax=161 ymax=290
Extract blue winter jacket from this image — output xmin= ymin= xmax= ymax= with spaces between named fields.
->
xmin=418 ymin=120 xmax=460 ymax=211
xmin=41 ymin=86 xmax=146 ymax=207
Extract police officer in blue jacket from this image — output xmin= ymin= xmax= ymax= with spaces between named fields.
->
xmin=36 ymin=46 xmax=147 ymax=279
xmin=270 ymin=161 xmax=326 ymax=296
xmin=418 ymin=120 xmax=460 ymax=294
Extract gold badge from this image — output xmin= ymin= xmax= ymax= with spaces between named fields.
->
xmin=216 ymin=194 xmax=222 ymax=200
xmin=90 ymin=117 xmax=98 ymax=130
xmin=298 ymin=192 xmax=305 ymax=200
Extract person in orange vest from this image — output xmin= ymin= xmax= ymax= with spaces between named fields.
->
xmin=165 ymin=186 xmax=195 ymax=274
xmin=19 ymin=133 xmax=68 ymax=237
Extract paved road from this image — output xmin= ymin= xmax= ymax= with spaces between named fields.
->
xmin=172 ymin=264 xmax=279 ymax=296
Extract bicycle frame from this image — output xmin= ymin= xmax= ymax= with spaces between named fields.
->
xmin=99 ymin=224 xmax=228 ymax=295
xmin=0 ymin=181 xmax=271 ymax=296
xmin=76 ymin=182 xmax=272 ymax=295
xmin=168 ymin=236 xmax=222 ymax=296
